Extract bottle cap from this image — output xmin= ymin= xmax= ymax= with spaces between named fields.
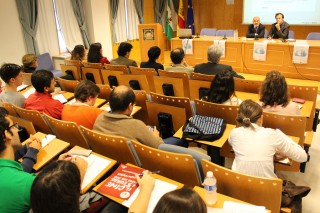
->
xmin=207 ymin=171 xmax=213 ymax=178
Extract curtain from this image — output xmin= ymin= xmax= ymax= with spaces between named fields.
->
xmin=36 ymin=0 xmax=60 ymax=55
xmin=16 ymin=0 xmax=39 ymax=55
xmin=54 ymin=0 xmax=83 ymax=51
xmin=114 ymin=0 xmax=126 ymax=43
xmin=110 ymin=0 xmax=120 ymax=43
xmin=71 ymin=0 xmax=90 ymax=49
xmin=133 ymin=0 xmax=144 ymax=24
xmin=127 ymin=0 xmax=140 ymax=40
xmin=154 ymin=0 xmax=166 ymax=27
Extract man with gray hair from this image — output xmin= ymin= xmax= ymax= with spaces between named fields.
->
xmin=194 ymin=45 xmax=244 ymax=79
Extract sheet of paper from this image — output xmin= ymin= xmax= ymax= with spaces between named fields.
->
xmin=207 ymin=207 xmax=232 ymax=213
xmin=23 ymin=87 xmax=35 ymax=98
xmin=81 ymin=154 xmax=112 ymax=190
xmin=66 ymin=98 xmax=76 ymax=105
xmin=53 ymin=94 xmax=68 ymax=104
xmin=41 ymin=134 xmax=56 ymax=147
xmin=122 ymin=179 xmax=178 ymax=212
xmin=223 ymin=201 xmax=267 ymax=213
xmin=17 ymin=84 xmax=29 ymax=92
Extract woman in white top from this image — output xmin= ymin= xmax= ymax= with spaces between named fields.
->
xmin=259 ymin=70 xmax=300 ymax=115
xmin=228 ymin=99 xmax=307 ymax=178
xmin=202 ymin=70 xmax=241 ymax=105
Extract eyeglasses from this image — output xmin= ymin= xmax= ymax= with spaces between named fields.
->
xmin=8 ymin=122 xmax=19 ymax=130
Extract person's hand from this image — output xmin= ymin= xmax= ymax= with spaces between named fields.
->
xmin=152 ymin=127 xmax=160 ymax=137
xmin=27 ymin=135 xmax=42 ymax=150
xmin=135 ymin=171 xmax=155 ymax=191
xmin=275 ymin=23 xmax=280 ymax=31
xmin=73 ymin=156 xmax=88 ymax=180
xmin=58 ymin=152 xmax=73 ymax=161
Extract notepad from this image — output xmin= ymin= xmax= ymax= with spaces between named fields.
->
xmin=23 ymin=87 xmax=36 ymax=98
xmin=53 ymin=94 xmax=68 ymax=104
xmin=122 ymin=179 xmax=178 ymax=212
xmin=17 ymin=84 xmax=29 ymax=92
xmin=41 ymin=134 xmax=56 ymax=147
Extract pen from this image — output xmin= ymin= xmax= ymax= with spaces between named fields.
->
xmin=138 ymin=171 xmax=160 ymax=176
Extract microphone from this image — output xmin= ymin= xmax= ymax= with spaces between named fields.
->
xmin=254 ymin=33 xmax=259 ymax=40
xmin=223 ymin=34 xmax=227 ymax=40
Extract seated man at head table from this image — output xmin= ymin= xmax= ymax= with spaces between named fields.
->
xmin=110 ymin=42 xmax=138 ymax=68
xmin=194 ymin=45 xmax=244 ymax=79
xmin=61 ymin=80 xmax=104 ymax=129
xmin=268 ymin=12 xmax=290 ymax=39
xmin=246 ymin=16 xmax=265 ymax=39
xmin=24 ymin=70 xmax=64 ymax=119
xmin=93 ymin=85 xmax=188 ymax=148
xmin=166 ymin=48 xmax=194 ymax=79
xmin=0 ymin=63 xmax=26 ymax=108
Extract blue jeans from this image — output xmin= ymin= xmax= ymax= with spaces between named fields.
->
xmin=163 ymin=137 xmax=188 ymax=148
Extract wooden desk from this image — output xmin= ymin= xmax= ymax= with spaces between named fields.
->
xmin=99 ymin=103 xmax=142 ymax=116
xmin=56 ymin=91 xmax=74 ymax=100
xmin=235 ymin=91 xmax=313 ymax=118
xmin=20 ymin=132 xmax=70 ymax=171
xmin=172 ymin=37 xmax=320 ymax=80
xmin=70 ymin=146 xmax=117 ymax=194
xmin=174 ymin=124 xmax=236 ymax=165
xmin=93 ymin=173 xmax=183 ymax=207
xmin=193 ymin=186 xmax=271 ymax=212
xmin=66 ymin=97 xmax=107 ymax=108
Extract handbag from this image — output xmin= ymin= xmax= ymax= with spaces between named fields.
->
xmin=182 ymin=115 xmax=226 ymax=141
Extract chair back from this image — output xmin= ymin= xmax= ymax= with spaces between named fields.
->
xmin=9 ymin=115 xmax=36 ymax=135
xmin=0 ymin=102 xmax=19 ymax=117
xmin=13 ymin=105 xmax=53 ymax=134
xmin=306 ymin=32 xmax=320 ymax=40
xmin=96 ymin=84 xmax=112 ymax=101
xmin=132 ymin=140 xmax=201 ymax=186
xmin=133 ymin=90 xmax=149 ymax=124
xmin=119 ymin=74 xmax=151 ymax=93
xmin=150 ymin=92 xmax=193 ymax=119
xmin=65 ymin=59 xmax=82 ymax=66
xmin=57 ymin=78 xmax=80 ymax=93
xmin=153 ymin=76 xmax=186 ymax=97
xmin=44 ymin=114 xmax=90 ymax=149
xmin=158 ymin=70 xmax=190 ymax=97
xmin=105 ymin=64 xmax=128 ymax=74
xmin=158 ymin=144 xmax=211 ymax=182
xmin=201 ymin=159 xmax=282 ymax=213
xmin=130 ymin=66 xmax=157 ymax=92
xmin=81 ymin=67 xmax=103 ymax=84
xmin=200 ymin=28 xmax=217 ymax=36
xmin=60 ymin=64 xmax=81 ymax=80
xmin=191 ymin=73 xmax=214 ymax=81
xmin=234 ymin=78 xmax=262 ymax=93
xmin=289 ymin=30 xmax=294 ymax=39
xmin=188 ymin=80 xmax=211 ymax=100
xmin=194 ymin=99 xmax=238 ymax=124
xmin=146 ymin=101 xmax=186 ymax=132
xmin=264 ymin=29 xmax=268 ymax=38
xmin=80 ymin=126 xmax=140 ymax=166
xmin=37 ymin=53 xmax=62 ymax=78
xmin=22 ymin=73 xmax=32 ymax=85
xmin=216 ymin=30 xmax=234 ymax=37
xmin=100 ymin=70 xmax=123 ymax=87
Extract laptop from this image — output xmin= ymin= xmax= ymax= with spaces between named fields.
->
xmin=177 ymin=28 xmax=193 ymax=39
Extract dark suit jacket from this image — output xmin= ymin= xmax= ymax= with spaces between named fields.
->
xmin=140 ymin=61 xmax=164 ymax=75
xmin=194 ymin=62 xmax=244 ymax=79
xmin=246 ymin=24 xmax=265 ymax=38
xmin=268 ymin=21 xmax=290 ymax=39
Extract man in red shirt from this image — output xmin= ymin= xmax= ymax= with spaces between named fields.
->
xmin=24 ymin=70 xmax=64 ymax=119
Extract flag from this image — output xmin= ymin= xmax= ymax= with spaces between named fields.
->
xmin=187 ymin=0 xmax=195 ymax=35
xmin=178 ymin=0 xmax=185 ymax=29
xmin=166 ymin=0 xmax=174 ymax=40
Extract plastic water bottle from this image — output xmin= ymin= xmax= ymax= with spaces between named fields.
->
xmin=204 ymin=171 xmax=217 ymax=205
xmin=234 ymin=29 xmax=238 ymax=40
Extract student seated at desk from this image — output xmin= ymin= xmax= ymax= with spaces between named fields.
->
xmin=61 ymin=80 xmax=104 ymax=129
xmin=129 ymin=172 xmax=207 ymax=213
xmin=166 ymin=48 xmax=194 ymax=79
xmin=70 ymin=44 xmax=86 ymax=62
xmin=202 ymin=71 xmax=241 ymax=105
xmin=0 ymin=107 xmax=41 ymax=173
xmin=24 ymin=70 xmax=64 ymax=119
xmin=228 ymin=100 xmax=307 ymax=178
xmin=0 ymin=63 xmax=26 ymax=108
xmin=259 ymin=70 xmax=300 ymax=115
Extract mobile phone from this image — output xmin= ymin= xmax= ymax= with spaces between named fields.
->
xmin=292 ymin=98 xmax=305 ymax=104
